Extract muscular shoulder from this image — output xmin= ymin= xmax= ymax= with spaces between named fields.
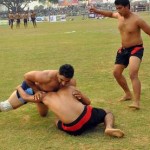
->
xmin=42 ymin=70 xmax=58 ymax=82
xmin=134 ymin=14 xmax=146 ymax=25
xmin=46 ymin=70 xmax=58 ymax=78
xmin=25 ymin=70 xmax=57 ymax=82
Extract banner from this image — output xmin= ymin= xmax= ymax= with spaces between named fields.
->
xmin=49 ymin=15 xmax=66 ymax=22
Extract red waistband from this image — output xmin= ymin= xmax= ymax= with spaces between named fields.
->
xmin=131 ymin=46 xmax=143 ymax=54
xmin=118 ymin=45 xmax=143 ymax=54
xmin=62 ymin=105 xmax=92 ymax=132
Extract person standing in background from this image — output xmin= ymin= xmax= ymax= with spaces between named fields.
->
xmin=30 ymin=10 xmax=37 ymax=28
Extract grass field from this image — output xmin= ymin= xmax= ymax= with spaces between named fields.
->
xmin=0 ymin=12 xmax=150 ymax=150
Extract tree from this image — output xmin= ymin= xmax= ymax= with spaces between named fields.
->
xmin=39 ymin=0 xmax=46 ymax=4
xmin=39 ymin=0 xmax=59 ymax=4
xmin=48 ymin=0 xmax=58 ymax=4
xmin=0 ymin=0 xmax=36 ymax=12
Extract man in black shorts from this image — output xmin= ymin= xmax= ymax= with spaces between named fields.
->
xmin=90 ymin=0 xmax=150 ymax=109
xmin=30 ymin=10 xmax=37 ymax=28
xmin=23 ymin=11 xmax=29 ymax=28
xmin=8 ymin=11 xmax=15 ymax=29
xmin=15 ymin=12 xmax=21 ymax=28
xmin=17 ymin=85 xmax=124 ymax=137
xmin=115 ymin=45 xmax=144 ymax=67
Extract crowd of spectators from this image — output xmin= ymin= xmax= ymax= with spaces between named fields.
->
xmin=0 ymin=2 xmax=150 ymax=20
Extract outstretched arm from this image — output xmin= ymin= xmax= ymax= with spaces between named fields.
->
xmin=137 ymin=18 xmax=150 ymax=36
xmin=89 ymin=7 xmax=118 ymax=18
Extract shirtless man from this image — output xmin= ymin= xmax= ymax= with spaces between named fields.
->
xmin=23 ymin=11 xmax=29 ymax=28
xmin=30 ymin=11 xmax=37 ymax=28
xmin=15 ymin=12 xmax=21 ymax=28
xmin=90 ymin=0 xmax=150 ymax=109
xmin=8 ymin=11 xmax=15 ymax=29
xmin=17 ymin=85 xmax=124 ymax=137
xmin=0 ymin=64 xmax=76 ymax=116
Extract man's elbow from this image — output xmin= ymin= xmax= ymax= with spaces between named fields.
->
xmin=85 ymin=100 xmax=91 ymax=105
xmin=88 ymin=101 xmax=91 ymax=105
xmin=24 ymin=73 xmax=28 ymax=80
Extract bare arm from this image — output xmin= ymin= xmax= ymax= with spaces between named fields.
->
xmin=24 ymin=71 xmax=50 ymax=92
xmin=16 ymin=86 xmax=45 ymax=103
xmin=137 ymin=18 xmax=150 ymax=36
xmin=72 ymin=89 xmax=91 ymax=105
xmin=16 ymin=86 xmax=35 ymax=102
xmin=89 ymin=7 xmax=118 ymax=18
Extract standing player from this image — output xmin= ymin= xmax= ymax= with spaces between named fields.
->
xmin=15 ymin=12 xmax=21 ymax=28
xmin=8 ymin=11 xmax=15 ymax=29
xmin=23 ymin=11 xmax=29 ymax=28
xmin=30 ymin=10 xmax=37 ymax=28
xmin=90 ymin=0 xmax=150 ymax=109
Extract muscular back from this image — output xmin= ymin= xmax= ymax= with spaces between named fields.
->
xmin=42 ymin=86 xmax=85 ymax=124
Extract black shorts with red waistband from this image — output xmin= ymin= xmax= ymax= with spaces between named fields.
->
xmin=57 ymin=105 xmax=106 ymax=136
xmin=115 ymin=44 xmax=144 ymax=67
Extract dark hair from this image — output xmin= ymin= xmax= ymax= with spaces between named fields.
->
xmin=59 ymin=64 xmax=74 ymax=78
xmin=114 ymin=0 xmax=130 ymax=9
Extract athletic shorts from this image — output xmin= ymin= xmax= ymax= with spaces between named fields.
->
xmin=31 ymin=18 xmax=36 ymax=22
xmin=10 ymin=19 xmax=14 ymax=24
xmin=115 ymin=44 xmax=144 ymax=67
xmin=17 ymin=19 xmax=20 ymax=23
xmin=24 ymin=19 xmax=28 ymax=23
xmin=57 ymin=105 xmax=106 ymax=135
xmin=16 ymin=81 xmax=34 ymax=104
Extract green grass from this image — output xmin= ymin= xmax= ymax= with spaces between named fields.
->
xmin=0 ymin=12 xmax=150 ymax=150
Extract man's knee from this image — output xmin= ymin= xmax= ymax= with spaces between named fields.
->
xmin=113 ymin=70 xmax=121 ymax=79
xmin=104 ymin=109 xmax=113 ymax=115
xmin=0 ymin=100 xmax=13 ymax=112
xmin=36 ymin=103 xmax=48 ymax=117
xmin=129 ymin=71 xmax=138 ymax=80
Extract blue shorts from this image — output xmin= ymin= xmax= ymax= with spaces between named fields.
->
xmin=115 ymin=44 xmax=144 ymax=67
xmin=57 ymin=105 xmax=106 ymax=135
xmin=16 ymin=81 xmax=34 ymax=104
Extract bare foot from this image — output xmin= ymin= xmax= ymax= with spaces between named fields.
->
xmin=118 ymin=96 xmax=132 ymax=102
xmin=128 ymin=103 xmax=140 ymax=110
xmin=105 ymin=128 xmax=124 ymax=138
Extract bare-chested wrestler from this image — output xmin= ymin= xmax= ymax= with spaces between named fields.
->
xmin=8 ymin=11 xmax=15 ymax=29
xmin=30 ymin=10 xmax=37 ymax=28
xmin=17 ymin=85 xmax=124 ymax=138
xmin=90 ymin=0 xmax=150 ymax=109
xmin=23 ymin=11 xmax=29 ymax=28
xmin=15 ymin=12 xmax=21 ymax=28
xmin=0 ymin=64 xmax=76 ymax=116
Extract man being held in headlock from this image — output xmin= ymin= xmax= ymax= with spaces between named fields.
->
xmin=16 ymin=84 xmax=124 ymax=138
xmin=0 ymin=64 xmax=76 ymax=116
